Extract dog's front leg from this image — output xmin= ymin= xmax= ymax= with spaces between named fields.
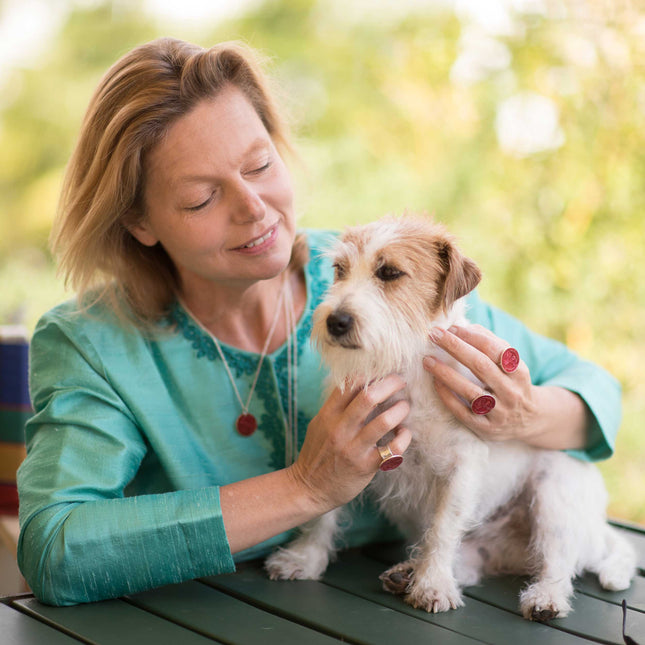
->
xmin=404 ymin=457 xmax=484 ymax=613
xmin=265 ymin=508 xmax=342 ymax=581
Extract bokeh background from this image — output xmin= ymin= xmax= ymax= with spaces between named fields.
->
xmin=1 ymin=0 xmax=643 ymax=522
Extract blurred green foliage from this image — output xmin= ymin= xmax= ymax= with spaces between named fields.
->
xmin=0 ymin=0 xmax=643 ymax=522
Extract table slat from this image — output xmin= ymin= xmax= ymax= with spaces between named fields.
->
xmin=127 ymin=579 xmax=340 ymax=645
xmin=616 ymin=524 xmax=645 ymax=571
xmin=13 ymin=596 xmax=217 ymax=645
xmin=0 ymin=602 xmax=81 ymax=645
xmin=575 ymin=571 xmax=645 ymax=612
xmin=323 ymin=551 xmax=590 ymax=644
xmin=204 ymin=564 xmax=482 ymax=645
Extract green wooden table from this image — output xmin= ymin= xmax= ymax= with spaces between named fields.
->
xmin=2 ymin=521 xmax=643 ymax=644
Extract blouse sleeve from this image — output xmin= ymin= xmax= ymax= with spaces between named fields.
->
xmin=17 ymin=311 xmax=235 ymax=606
xmin=466 ymin=291 xmax=621 ymax=462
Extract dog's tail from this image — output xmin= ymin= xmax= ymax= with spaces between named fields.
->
xmin=592 ymin=524 xmax=637 ymax=591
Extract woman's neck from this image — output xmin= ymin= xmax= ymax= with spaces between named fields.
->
xmin=180 ymin=270 xmax=305 ymax=354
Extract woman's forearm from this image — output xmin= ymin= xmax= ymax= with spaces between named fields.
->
xmin=19 ymin=487 xmax=235 ymax=606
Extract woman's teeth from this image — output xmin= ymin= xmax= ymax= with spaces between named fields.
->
xmin=242 ymin=228 xmax=273 ymax=248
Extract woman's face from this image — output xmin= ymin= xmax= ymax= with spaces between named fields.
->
xmin=132 ymin=86 xmax=296 ymax=294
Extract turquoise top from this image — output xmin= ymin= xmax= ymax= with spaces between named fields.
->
xmin=17 ymin=229 xmax=621 ymax=606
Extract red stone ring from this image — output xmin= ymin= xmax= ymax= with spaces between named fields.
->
xmin=470 ymin=393 xmax=496 ymax=415
xmin=377 ymin=444 xmax=404 ymax=471
xmin=500 ymin=347 xmax=520 ymax=374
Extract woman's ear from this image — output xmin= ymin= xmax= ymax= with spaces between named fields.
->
xmin=126 ymin=214 xmax=159 ymax=247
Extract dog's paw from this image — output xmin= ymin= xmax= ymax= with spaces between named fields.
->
xmin=265 ymin=546 xmax=329 ymax=581
xmin=599 ymin=568 xmax=632 ymax=592
xmin=519 ymin=582 xmax=572 ymax=621
xmin=379 ymin=561 xmax=415 ymax=595
xmin=404 ymin=576 xmax=464 ymax=613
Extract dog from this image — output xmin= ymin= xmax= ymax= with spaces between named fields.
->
xmin=265 ymin=214 xmax=636 ymax=620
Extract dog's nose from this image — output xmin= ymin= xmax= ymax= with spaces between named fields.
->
xmin=326 ymin=311 xmax=354 ymax=337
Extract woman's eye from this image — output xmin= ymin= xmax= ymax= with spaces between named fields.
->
xmin=248 ymin=160 xmax=272 ymax=175
xmin=185 ymin=193 xmax=215 ymax=212
xmin=376 ymin=264 xmax=406 ymax=282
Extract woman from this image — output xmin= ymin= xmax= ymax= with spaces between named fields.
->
xmin=17 ymin=37 xmax=620 ymax=606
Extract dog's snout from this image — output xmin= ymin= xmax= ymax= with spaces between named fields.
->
xmin=326 ymin=310 xmax=354 ymax=337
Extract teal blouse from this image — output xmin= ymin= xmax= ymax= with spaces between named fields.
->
xmin=17 ymin=229 xmax=621 ymax=606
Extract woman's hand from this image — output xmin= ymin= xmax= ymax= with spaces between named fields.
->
xmin=289 ymin=374 xmax=412 ymax=514
xmin=423 ymin=324 xmax=588 ymax=450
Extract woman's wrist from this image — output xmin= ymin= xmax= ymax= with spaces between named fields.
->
xmin=523 ymin=385 xmax=588 ymax=451
xmin=284 ymin=461 xmax=335 ymax=518
xmin=220 ymin=466 xmax=331 ymax=555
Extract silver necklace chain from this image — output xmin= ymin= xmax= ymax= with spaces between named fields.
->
xmin=283 ymin=275 xmax=298 ymax=466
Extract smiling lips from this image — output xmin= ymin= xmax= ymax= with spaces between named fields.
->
xmin=235 ymin=225 xmax=277 ymax=252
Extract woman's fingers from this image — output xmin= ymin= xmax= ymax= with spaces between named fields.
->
xmin=342 ymin=374 xmax=408 ymax=429
xmin=444 ymin=323 xmax=502 ymax=352
xmin=361 ymin=398 xmax=411 ymax=445
xmin=432 ymin=377 xmax=497 ymax=437
xmin=424 ymin=324 xmax=539 ymax=443
xmin=429 ymin=326 xmax=496 ymax=377
xmin=372 ymin=425 xmax=413 ymax=471
xmin=449 ymin=325 xmax=521 ymax=373
xmin=428 ymin=326 xmax=524 ymax=393
xmin=423 ymin=354 xmax=484 ymax=405
xmin=330 ymin=375 xmax=412 ymax=468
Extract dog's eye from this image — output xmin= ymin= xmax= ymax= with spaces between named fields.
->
xmin=333 ymin=263 xmax=347 ymax=280
xmin=376 ymin=264 xmax=406 ymax=282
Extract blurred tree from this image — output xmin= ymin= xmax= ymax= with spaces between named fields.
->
xmin=0 ymin=1 xmax=157 ymax=253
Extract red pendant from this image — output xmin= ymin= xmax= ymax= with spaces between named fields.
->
xmin=236 ymin=413 xmax=258 ymax=436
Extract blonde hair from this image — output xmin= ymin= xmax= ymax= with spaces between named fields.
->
xmin=52 ymin=37 xmax=296 ymax=326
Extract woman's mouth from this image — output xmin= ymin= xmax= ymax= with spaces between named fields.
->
xmin=235 ymin=225 xmax=278 ymax=252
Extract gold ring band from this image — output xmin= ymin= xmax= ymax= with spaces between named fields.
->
xmin=377 ymin=443 xmax=403 ymax=471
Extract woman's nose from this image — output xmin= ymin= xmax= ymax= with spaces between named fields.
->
xmin=231 ymin=180 xmax=266 ymax=222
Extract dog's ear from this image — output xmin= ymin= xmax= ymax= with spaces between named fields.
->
xmin=437 ymin=240 xmax=481 ymax=311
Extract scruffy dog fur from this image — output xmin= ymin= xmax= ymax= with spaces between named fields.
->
xmin=265 ymin=214 xmax=636 ymax=620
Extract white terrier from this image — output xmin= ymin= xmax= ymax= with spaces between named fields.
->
xmin=266 ymin=214 xmax=635 ymax=620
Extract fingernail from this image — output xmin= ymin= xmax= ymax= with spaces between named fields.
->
xmin=423 ymin=356 xmax=436 ymax=369
xmin=448 ymin=325 xmax=459 ymax=334
xmin=429 ymin=327 xmax=445 ymax=342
